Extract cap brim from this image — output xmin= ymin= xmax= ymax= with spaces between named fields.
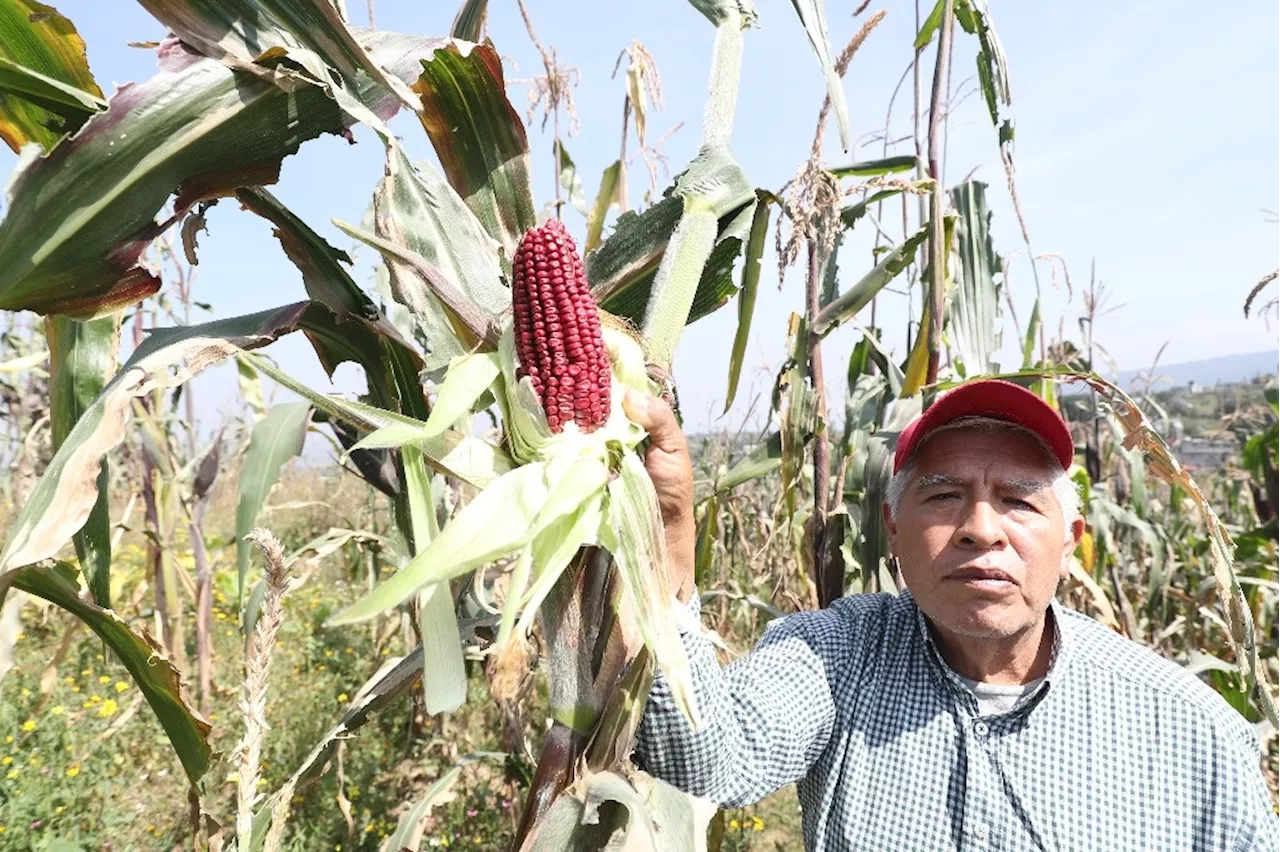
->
xmin=894 ymin=380 xmax=1074 ymax=473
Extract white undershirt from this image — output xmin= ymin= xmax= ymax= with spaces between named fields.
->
xmin=957 ymin=674 xmax=1044 ymax=717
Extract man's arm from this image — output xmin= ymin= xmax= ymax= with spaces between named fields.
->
xmin=622 ymin=391 xmax=837 ymax=805
xmin=633 ymin=593 xmax=838 ymax=806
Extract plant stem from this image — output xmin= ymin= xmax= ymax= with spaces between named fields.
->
xmin=924 ymin=0 xmax=955 ymax=384
xmin=806 ymin=241 xmax=835 ymax=606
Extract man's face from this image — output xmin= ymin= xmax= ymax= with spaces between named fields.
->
xmin=884 ymin=427 xmax=1084 ymax=642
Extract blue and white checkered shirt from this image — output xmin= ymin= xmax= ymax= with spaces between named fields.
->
xmin=636 ymin=590 xmax=1277 ymax=850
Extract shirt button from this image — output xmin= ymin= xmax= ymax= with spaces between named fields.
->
xmin=973 ymin=720 xmax=989 ymax=736
xmin=973 ymin=823 xmax=989 ymax=841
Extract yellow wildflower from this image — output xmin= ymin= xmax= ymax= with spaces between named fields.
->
xmin=51 ymin=706 xmax=64 ymax=716
xmin=97 ymin=699 xmax=119 ymax=718
xmin=66 ymin=765 xmax=80 ymax=778
xmin=752 ymin=816 xmax=765 ymax=831
xmin=337 ymin=693 xmax=349 ymax=703
xmin=728 ymin=819 xmax=740 ymax=830
xmin=19 ymin=688 xmax=30 ymax=698
xmin=6 ymin=769 xmax=18 ymax=780
xmin=0 ymin=757 xmax=10 ymax=765
xmin=324 ymin=649 xmax=335 ymax=658
xmin=97 ymin=675 xmax=110 ymax=685
xmin=19 ymin=720 xmax=35 ymax=733
xmin=2 ymin=736 xmax=10 ymax=744
xmin=114 ymin=681 xmax=128 ymax=693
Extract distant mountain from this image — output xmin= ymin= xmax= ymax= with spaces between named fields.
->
xmin=1110 ymin=350 xmax=1277 ymax=391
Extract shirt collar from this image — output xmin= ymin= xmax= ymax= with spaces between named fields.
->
xmin=905 ymin=591 xmax=1076 ymax=716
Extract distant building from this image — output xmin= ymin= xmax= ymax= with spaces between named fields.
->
xmin=1171 ymin=437 xmax=1236 ymax=470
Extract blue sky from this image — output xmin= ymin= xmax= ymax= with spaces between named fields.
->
xmin=4 ymin=1 xmax=1277 ymax=435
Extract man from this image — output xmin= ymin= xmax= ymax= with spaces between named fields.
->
xmin=623 ymin=379 xmax=1276 ymax=851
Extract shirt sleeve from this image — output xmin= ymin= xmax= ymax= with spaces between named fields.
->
xmin=633 ymin=590 xmax=839 ymax=807
xmin=1225 ymin=719 xmax=1280 ymax=851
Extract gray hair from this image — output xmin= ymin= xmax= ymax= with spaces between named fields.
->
xmin=885 ymin=417 xmax=1081 ymax=539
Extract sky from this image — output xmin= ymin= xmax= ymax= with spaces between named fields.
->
xmin=3 ymin=1 xmax=1278 ymax=438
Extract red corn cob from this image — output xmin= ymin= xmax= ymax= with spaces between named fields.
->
xmin=511 ymin=219 xmax=611 ymax=434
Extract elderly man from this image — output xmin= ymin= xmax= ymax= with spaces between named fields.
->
xmin=623 ymin=380 xmax=1276 ymax=851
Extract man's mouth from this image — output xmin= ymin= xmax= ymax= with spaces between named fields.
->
xmin=946 ymin=566 xmax=1016 ymax=592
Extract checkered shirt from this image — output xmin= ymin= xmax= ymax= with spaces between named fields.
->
xmin=635 ymin=590 xmax=1278 ymax=851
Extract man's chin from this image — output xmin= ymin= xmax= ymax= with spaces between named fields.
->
xmin=931 ymin=602 xmax=1034 ymax=640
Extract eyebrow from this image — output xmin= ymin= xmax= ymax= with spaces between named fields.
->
xmin=912 ymin=473 xmax=1051 ymax=495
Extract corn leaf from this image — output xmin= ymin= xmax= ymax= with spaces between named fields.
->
xmin=379 ymin=763 xmax=466 ymax=852
xmin=0 ymin=303 xmax=320 ymax=573
xmin=421 ymin=351 xmax=501 ymax=438
xmin=861 ymin=397 xmax=922 ymax=576
xmin=0 ymin=0 xmax=104 ymax=152
xmin=828 ymin=155 xmax=920 ymax=178
xmin=914 ymin=0 xmax=946 ymax=49
xmin=0 ymin=30 xmax=440 ymax=317
xmin=947 ymin=181 xmax=1002 ymax=378
xmin=234 ymin=186 xmax=430 ymax=422
xmin=414 ymin=40 xmax=536 ymax=261
xmin=515 ymin=493 xmax=606 ymax=638
xmin=134 ymin=0 xmax=420 ymax=113
xmin=714 ymin=431 xmax=783 ymax=494
xmin=235 ymin=402 xmax=312 ymax=603
xmin=362 ymin=144 xmax=509 ymax=372
xmin=813 ymin=222 xmax=930 ymax=338
xmin=0 ymin=561 xmax=211 ymax=783
xmin=556 ymin=141 xmax=588 ymax=216
xmin=584 ymin=159 xmax=623 ymax=253
xmin=589 ymin=160 xmax=757 ymax=330
xmin=520 ymin=768 xmax=715 ymax=852
xmin=247 ymin=354 xmax=511 ymax=489
xmin=788 ymin=0 xmax=850 ymax=151
xmin=601 ymin=453 xmax=700 ymax=728
xmin=724 ymin=191 xmax=772 ymax=413
xmin=45 ymin=314 xmax=118 ymax=607
xmin=330 ymin=457 xmax=610 ymax=625
xmin=450 ymin=0 xmax=489 ymax=41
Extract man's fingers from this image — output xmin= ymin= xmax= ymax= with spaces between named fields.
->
xmin=623 ymin=390 xmax=688 ymax=457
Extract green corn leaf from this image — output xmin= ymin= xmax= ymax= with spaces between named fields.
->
xmin=0 ymin=29 xmax=439 ymax=317
xmin=330 ymin=457 xmax=610 ymax=625
xmin=235 ymin=402 xmax=312 ymax=603
xmin=840 ymin=185 xmax=927 ymax=230
xmin=44 ymin=313 xmax=118 ymax=607
xmin=0 ymin=303 xmax=318 ymax=573
xmin=601 ymin=453 xmax=700 ymax=727
xmin=379 ymin=763 xmax=467 ymax=852
xmin=0 ymin=561 xmax=211 ymax=783
xmin=413 ymin=40 xmax=536 ymax=261
xmin=828 ymin=155 xmax=921 ymax=178
xmin=361 ymin=144 xmax=509 ymax=371
xmin=0 ymin=0 xmax=104 ymax=152
xmin=450 ymin=0 xmax=489 ymax=41
xmin=247 ymin=354 xmax=511 ymax=490
xmin=589 ymin=153 xmax=757 ymax=334
xmin=556 ymin=141 xmax=588 ymax=216
xmin=813 ymin=222 xmax=930 ymax=338
xmin=860 ymin=397 xmax=922 ymax=577
xmin=134 ymin=0 xmax=421 ymax=113
xmin=585 ymin=159 xmax=624 ymax=253
xmin=495 ymin=545 xmax=533 ymax=651
xmin=714 ymin=431 xmax=783 ymax=494
xmin=915 ymin=0 xmax=946 ymax=49
xmin=515 ymin=492 xmax=605 ymax=638
xmin=788 ymin=0 xmax=850 ymax=150
xmin=724 ymin=191 xmax=772 ymax=413
xmin=694 ymin=495 xmax=720 ymax=589
xmin=1020 ymin=295 xmax=1041 ymax=369
xmin=235 ymin=187 xmax=431 ymax=426
xmin=947 ymin=181 xmax=1002 ymax=378
xmin=422 ymin=351 xmax=502 ymax=437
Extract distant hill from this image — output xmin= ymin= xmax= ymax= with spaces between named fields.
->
xmin=1110 ymin=350 xmax=1276 ymax=392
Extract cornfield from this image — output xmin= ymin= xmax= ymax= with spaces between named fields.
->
xmin=0 ymin=0 xmax=1275 ymax=849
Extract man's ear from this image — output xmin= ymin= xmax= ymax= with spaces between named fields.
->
xmin=882 ymin=501 xmax=898 ymax=555
xmin=1058 ymin=516 xmax=1086 ymax=579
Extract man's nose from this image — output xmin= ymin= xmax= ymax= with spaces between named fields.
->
xmin=953 ymin=499 xmax=1005 ymax=549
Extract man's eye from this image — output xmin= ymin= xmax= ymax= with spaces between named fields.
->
xmin=928 ymin=492 xmax=959 ymax=502
xmin=1005 ymin=497 xmax=1035 ymax=510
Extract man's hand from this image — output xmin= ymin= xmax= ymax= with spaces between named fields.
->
xmin=623 ymin=390 xmax=696 ymax=603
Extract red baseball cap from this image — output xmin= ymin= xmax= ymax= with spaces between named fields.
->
xmin=893 ymin=379 xmax=1074 ymax=474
